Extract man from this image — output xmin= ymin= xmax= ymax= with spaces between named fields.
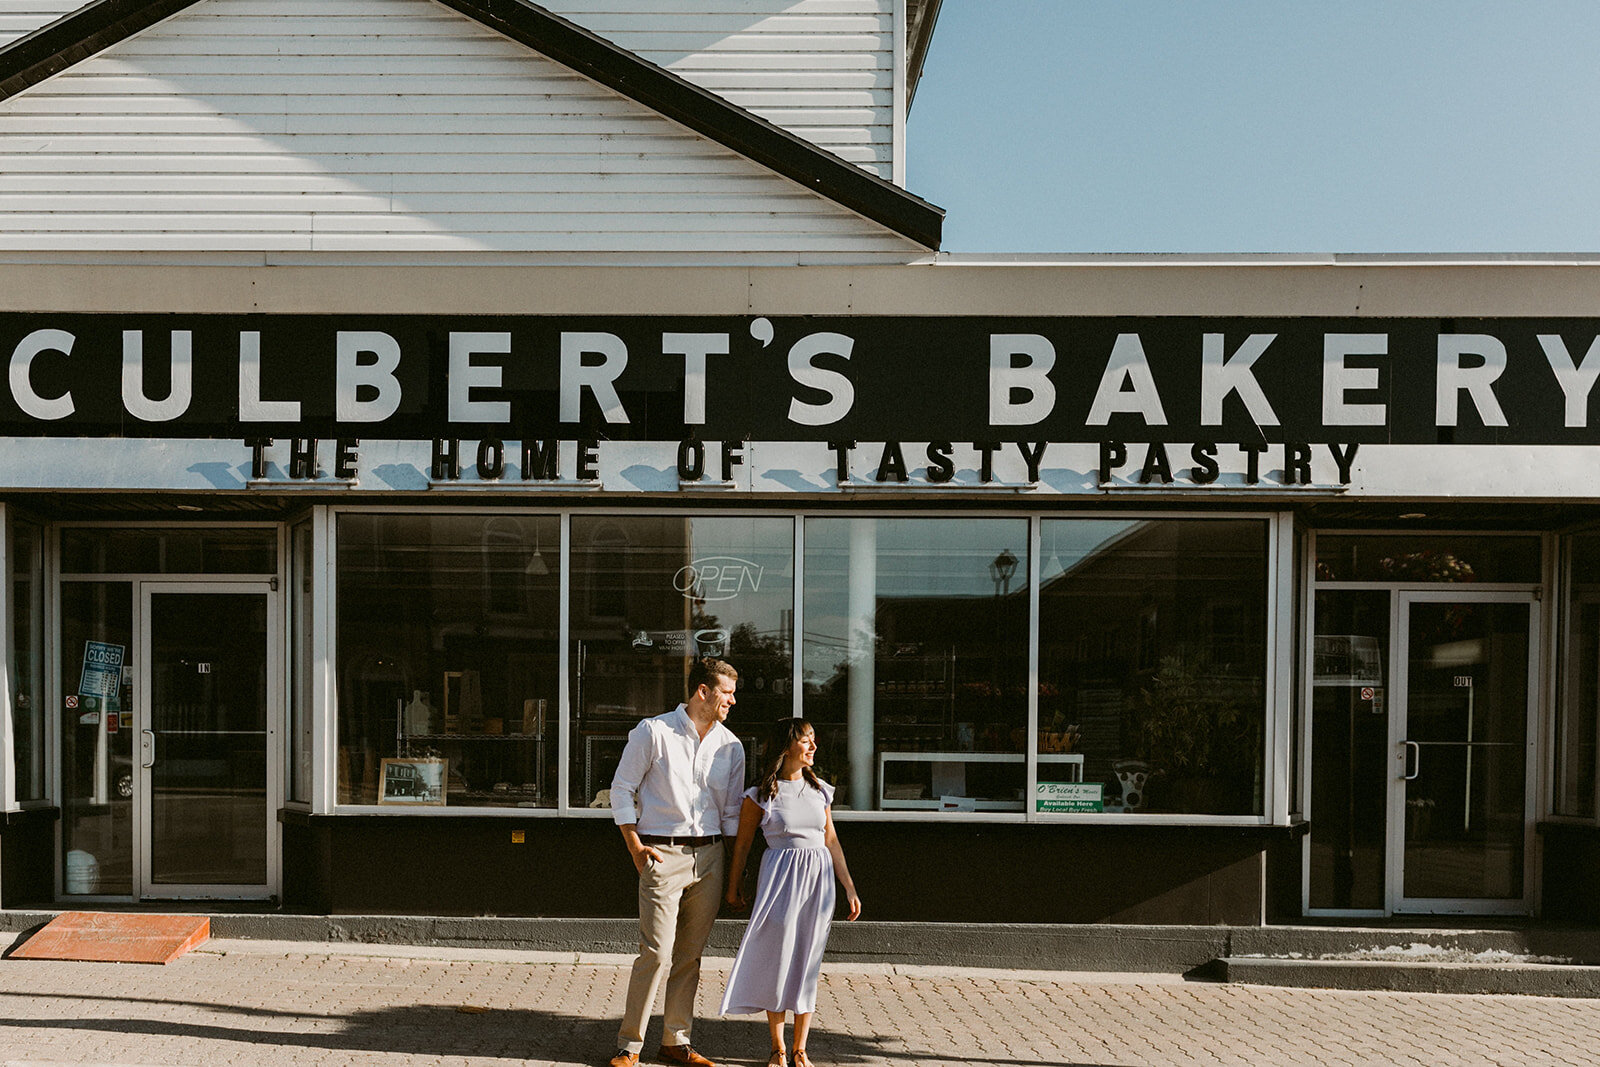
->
xmin=608 ymin=657 xmax=745 ymax=1067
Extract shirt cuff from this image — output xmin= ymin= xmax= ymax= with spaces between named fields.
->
xmin=611 ymin=800 xmax=639 ymax=826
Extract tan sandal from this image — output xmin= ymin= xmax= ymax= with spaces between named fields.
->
xmin=767 ymin=1050 xmax=786 ymax=1067
xmin=792 ymin=1052 xmax=814 ymax=1067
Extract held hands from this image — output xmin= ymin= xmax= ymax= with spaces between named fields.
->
xmin=725 ymin=882 xmax=747 ymax=908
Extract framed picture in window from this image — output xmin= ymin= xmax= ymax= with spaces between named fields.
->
xmin=379 ymin=757 xmax=448 ymax=806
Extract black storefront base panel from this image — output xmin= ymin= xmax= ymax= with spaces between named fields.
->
xmin=1538 ymin=822 xmax=1600 ymax=924
xmin=0 ymin=807 xmax=59 ymax=908
xmin=281 ymin=811 xmax=1303 ymax=925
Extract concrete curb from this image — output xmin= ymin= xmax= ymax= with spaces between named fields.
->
xmin=1217 ymin=957 xmax=1600 ymax=997
xmin=5 ymin=911 xmax=1599 ymax=983
xmin=0 ymin=912 xmax=1233 ymax=972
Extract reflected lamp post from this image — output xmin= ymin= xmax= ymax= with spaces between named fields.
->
xmin=988 ymin=549 xmax=1018 ymax=724
xmin=989 ymin=548 xmax=1018 ymax=598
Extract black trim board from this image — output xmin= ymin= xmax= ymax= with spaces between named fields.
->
xmin=0 ymin=0 xmax=199 ymax=100
xmin=0 ymin=0 xmax=943 ymax=249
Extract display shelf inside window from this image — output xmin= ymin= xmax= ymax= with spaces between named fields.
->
xmin=573 ymin=637 xmax=787 ymax=805
xmin=396 ymin=685 xmax=550 ymax=807
xmin=872 ymin=648 xmax=956 ymax=748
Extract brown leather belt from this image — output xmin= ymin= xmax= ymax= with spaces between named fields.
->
xmin=639 ymin=834 xmax=723 ymax=847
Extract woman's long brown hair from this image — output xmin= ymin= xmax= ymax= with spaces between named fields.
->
xmin=757 ymin=716 xmax=824 ymax=801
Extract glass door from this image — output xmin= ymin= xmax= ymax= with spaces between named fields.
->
xmin=1392 ymin=592 xmax=1537 ymax=914
xmin=138 ymin=584 xmax=279 ymax=898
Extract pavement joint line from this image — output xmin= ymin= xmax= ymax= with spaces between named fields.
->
xmin=2 ymin=930 xmax=1188 ymax=984
xmin=184 ymin=938 xmax=1188 ymax=983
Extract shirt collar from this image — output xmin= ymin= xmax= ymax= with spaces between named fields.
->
xmin=674 ymin=703 xmax=725 ymax=743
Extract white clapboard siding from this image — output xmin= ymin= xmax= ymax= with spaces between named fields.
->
xmin=545 ymin=0 xmax=895 ymax=176
xmin=0 ymin=0 xmax=920 ymax=261
xmin=0 ymin=1 xmax=80 ymax=46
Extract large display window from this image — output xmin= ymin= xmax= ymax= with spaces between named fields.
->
xmin=802 ymin=518 xmax=1030 ymax=812
xmin=288 ymin=519 xmax=314 ymax=805
xmin=1558 ymin=532 xmax=1600 ymax=818
xmin=336 ymin=514 xmax=560 ymax=807
xmin=568 ymin=515 xmax=793 ymax=809
xmin=7 ymin=517 xmax=44 ymax=804
xmin=1037 ymin=518 xmax=1270 ymax=816
xmin=325 ymin=508 xmax=1281 ymax=822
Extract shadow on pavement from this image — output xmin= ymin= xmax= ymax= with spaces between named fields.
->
xmin=0 ymin=993 xmax=1095 ymax=1066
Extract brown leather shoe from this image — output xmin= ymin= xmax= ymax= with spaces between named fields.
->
xmin=608 ymin=1051 xmax=640 ymax=1067
xmin=656 ymin=1044 xmax=714 ymax=1067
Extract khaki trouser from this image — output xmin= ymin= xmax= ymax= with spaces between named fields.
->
xmin=617 ymin=842 xmax=726 ymax=1053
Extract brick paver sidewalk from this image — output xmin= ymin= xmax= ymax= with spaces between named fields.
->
xmin=1 ymin=938 xmax=1598 ymax=1065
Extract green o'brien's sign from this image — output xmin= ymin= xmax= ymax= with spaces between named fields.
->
xmin=1036 ymin=782 xmax=1103 ymax=813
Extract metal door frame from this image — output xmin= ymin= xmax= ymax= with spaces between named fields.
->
xmin=1388 ymin=588 xmax=1539 ymax=915
xmin=135 ymin=580 xmax=281 ymax=900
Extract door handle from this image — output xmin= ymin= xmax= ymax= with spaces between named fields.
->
xmin=140 ymin=729 xmax=156 ymax=769
xmin=1402 ymin=740 xmax=1420 ymax=781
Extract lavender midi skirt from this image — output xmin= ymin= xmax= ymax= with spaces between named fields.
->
xmin=720 ymin=845 xmax=836 ymax=1015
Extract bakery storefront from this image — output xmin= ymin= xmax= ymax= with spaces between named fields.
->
xmin=3 ymin=0 xmax=1600 ymax=927
xmin=4 ymin=298 xmax=1600 ymax=925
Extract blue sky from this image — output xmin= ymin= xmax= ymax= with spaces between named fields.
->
xmin=907 ymin=2 xmax=1600 ymax=254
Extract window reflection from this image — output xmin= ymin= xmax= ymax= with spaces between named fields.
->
xmin=60 ymin=528 xmax=277 ymax=575
xmin=803 ymin=519 xmax=1030 ymax=811
xmin=289 ymin=521 xmax=314 ymax=804
xmin=1038 ymin=519 xmax=1268 ymax=815
xmin=8 ymin=519 xmax=44 ymax=803
xmin=336 ymin=515 xmax=559 ymax=808
xmin=1316 ymin=535 xmax=1539 ymax=584
xmin=569 ymin=516 xmax=792 ymax=808
xmin=1558 ymin=533 xmax=1600 ymax=817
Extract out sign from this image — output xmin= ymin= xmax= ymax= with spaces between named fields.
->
xmin=1453 ymin=675 xmax=1473 ymax=688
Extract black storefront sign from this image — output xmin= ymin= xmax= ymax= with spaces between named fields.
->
xmin=5 ymin=314 xmax=1600 ymax=444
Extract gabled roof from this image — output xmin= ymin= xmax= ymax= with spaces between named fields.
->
xmin=0 ymin=0 xmax=944 ymax=249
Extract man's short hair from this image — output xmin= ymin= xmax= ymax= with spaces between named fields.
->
xmin=688 ymin=657 xmax=737 ymax=696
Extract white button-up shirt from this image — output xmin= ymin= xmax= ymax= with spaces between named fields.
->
xmin=609 ymin=705 xmax=746 ymax=838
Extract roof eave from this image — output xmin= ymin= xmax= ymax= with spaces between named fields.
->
xmin=0 ymin=0 xmax=202 ymax=100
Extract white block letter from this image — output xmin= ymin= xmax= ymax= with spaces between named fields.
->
xmin=122 ymin=330 xmax=193 ymax=422
xmin=1539 ymin=334 xmax=1600 ymax=428
xmin=1086 ymin=333 xmax=1167 ymax=426
xmin=787 ymin=332 xmax=855 ymax=426
xmin=1201 ymin=333 xmax=1278 ymax=426
xmin=10 ymin=329 xmax=75 ymax=420
xmin=663 ymin=333 xmax=727 ymax=426
xmin=989 ymin=334 xmax=1056 ymax=426
xmin=559 ymin=332 xmax=629 ymax=424
xmin=1436 ymin=334 xmax=1508 ymax=427
xmin=1322 ymin=334 xmax=1387 ymax=427
xmin=337 ymin=331 xmax=403 ymax=423
xmin=239 ymin=331 xmax=301 ymax=422
xmin=450 ymin=332 xmax=512 ymax=423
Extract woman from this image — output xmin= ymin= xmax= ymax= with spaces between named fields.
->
xmin=721 ymin=717 xmax=861 ymax=1067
